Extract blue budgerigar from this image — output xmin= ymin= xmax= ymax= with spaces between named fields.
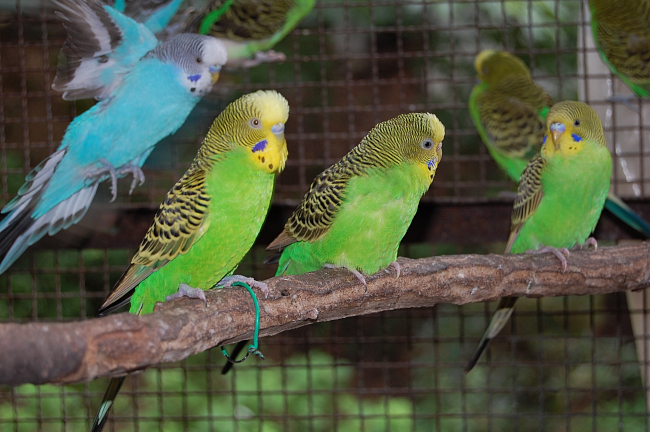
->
xmin=0 ymin=0 xmax=227 ymax=273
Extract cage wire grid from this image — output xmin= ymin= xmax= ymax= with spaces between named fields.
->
xmin=0 ymin=0 xmax=650 ymax=431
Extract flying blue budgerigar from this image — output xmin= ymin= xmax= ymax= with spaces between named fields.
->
xmin=0 ymin=0 xmax=227 ymax=273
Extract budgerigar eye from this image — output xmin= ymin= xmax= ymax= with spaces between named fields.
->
xmin=196 ymin=57 xmax=202 ymax=63
xmin=421 ymin=139 xmax=434 ymax=150
xmin=574 ymin=119 xmax=581 ymax=126
xmin=249 ymin=118 xmax=261 ymax=129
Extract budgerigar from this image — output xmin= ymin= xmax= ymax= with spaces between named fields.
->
xmin=90 ymin=90 xmax=289 ymax=432
xmin=192 ymin=0 xmax=316 ymax=68
xmin=469 ymin=49 xmax=650 ymax=238
xmin=588 ymin=0 xmax=650 ymax=99
xmin=111 ymin=0 xmax=186 ymax=34
xmin=465 ymin=101 xmax=612 ymax=372
xmin=0 ymin=0 xmax=227 ymax=273
xmin=269 ymin=112 xmax=444 ymax=280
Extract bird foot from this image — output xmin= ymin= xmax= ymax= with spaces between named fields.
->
xmin=526 ymin=246 xmax=570 ymax=272
xmin=218 ymin=275 xmax=269 ymax=299
xmin=86 ymin=158 xmax=119 ymax=202
xmin=608 ymin=94 xmax=641 ymax=113
xmin=117 ymin=163 xmax=146 ymax=195
xmin=579 ymin=237 xmax=598 ymax=251
xmin=323 ymin=264 xmax=367 ymax=289
xmin=388 ymin=261 xmax=400 ymax=279
xmin=165 ymin=283 xmax=207 ymax=304
xmin=241 ymin=50 xmax=287 ymax=68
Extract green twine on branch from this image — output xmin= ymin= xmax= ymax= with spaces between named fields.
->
xmin=220 ymin=281 xmax=265 ymax=364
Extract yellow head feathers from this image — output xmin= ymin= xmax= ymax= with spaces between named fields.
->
xmin=475 ymin=50 xmax=532 ymax=85
xmin=542 ymin=101 xmax=607 ymax=158
xmin=202 ymin=90 xmax=290 ymax=173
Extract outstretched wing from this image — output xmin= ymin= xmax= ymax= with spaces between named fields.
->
xmin=52 ymin=0 xmax=158 ymax=100
xmin=505 ymin=154 xmax=546 ymax=253
xmin=98 ymin=168 xmax=210 ymax=314
xmin=267 ymin=163 xmax=350 ymax=250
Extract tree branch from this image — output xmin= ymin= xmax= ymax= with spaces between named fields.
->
xmin=2 ymin=242 xmax=649 ymax=387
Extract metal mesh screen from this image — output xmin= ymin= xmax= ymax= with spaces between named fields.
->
xmin=1 ymin=0 xmax=649 ymax=430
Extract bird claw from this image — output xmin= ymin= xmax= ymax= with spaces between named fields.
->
xmin=388 ymin=261 xmax=401 ymax=279
xmin=241 ymin=50 xmax=287 ymax=68
xmin=85 ymin=160 xmax=145 ymax=201
xmin=526 ymin=246 xmax=570 ymax=272
xmin=323 ymin=264 xmax=367 ymax=290
xmin=581 ymin=237 xmax=598 ymax=251
xmin=219 ymin=275 xmax=269 ymax=299
xmin=166 ymin=283 xmax=207 ymax=304
xmin=117 ymin=163 xmax=145 ymax=195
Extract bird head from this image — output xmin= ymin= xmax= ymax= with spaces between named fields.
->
xmin=220 ymin=90 xmax=290 ymax=174
xmin=363 ymin=113 xmax=445 ymax=185
xmin=152 ymin=34 xmax=228 ymax=96
xmin=542 ymin=101 xmax=606 ymax=159
xmin=474 ymin=50 xmax=532 ymax=85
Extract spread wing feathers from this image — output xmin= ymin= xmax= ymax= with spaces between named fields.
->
xmin=51 ymin=0 xmax=157 ymax=101
xmin=200 ymin=0 xmax=294 ymax=41
xmin=267 ymin=163 xmax=350 ymax=250
xmin=505 ymin=154 xmax=545 ymax=253
xmin=0 ymin=149 xmax=99 ymax=273
xmin=99 ymin=168 xmax=210 ymax=313
xmin=478 ymin=79 xmax=553 ymax=159
xmin=122 ymin=0 xmax=177 ymax=23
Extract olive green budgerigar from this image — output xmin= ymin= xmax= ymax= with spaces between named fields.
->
xmin=588 ymin=0 xmax=650 ymax=98
xmin=193 ymin=0 xmax=316 ymax=68
xmin=89 ymin=89 xmax=289 ymax=432
xmin=268 ymin=112 xmax=444 ymax=282
xmin=469 ymin=49 xmax=650 ymax=238
xmin=465 ymin=101 xmax=612 ymax=372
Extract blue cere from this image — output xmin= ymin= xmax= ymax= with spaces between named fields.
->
xmin=188 ymin=74 xmax=201 ymax=83
xmin=253 ymin=140 xmax=268 ymax=152
xmin=571 ymin=134 xmax=583 ymax=142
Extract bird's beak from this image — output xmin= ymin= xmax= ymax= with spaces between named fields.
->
xmin=549 ymin=122 xmax=566 ymax=150
xmin=271 ymin=123 xmax=285 ymax=141
xmin=209 ymin=65 xmax=221 ymax=83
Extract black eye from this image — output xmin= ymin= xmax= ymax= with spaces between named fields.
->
xmin=574 ymin=119 xmax=581 ymax=126
xmin=197 ymin=57 xmax=202 ymax=63
xmin=249 ymin=118 xmax=261 ymax=129
xmin=421 ymin=139 xmax=434 ymax=150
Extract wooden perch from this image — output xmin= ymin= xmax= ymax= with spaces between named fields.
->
xmin=2 ymin=242 xmax=650 ymax=387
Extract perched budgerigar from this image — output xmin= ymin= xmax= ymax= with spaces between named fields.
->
xmin=192 ymin=0 xmax=316 ymax=68
xmin=588 ymin=0 xmax=650 ymax=98
xmin=465 ymin=101 xmax=612 ymax=372
xmin=0 ymin=0 xmax=227 ymax=273
xmin=469 ymin=49 xmax=650 ymax=238
xmin=90 ymin=90 xmax=289 ymax=432
xmin=269 ymin=112 xmax=444 ymax=281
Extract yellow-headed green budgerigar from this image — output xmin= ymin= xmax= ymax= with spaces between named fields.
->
xmin=465 ymin=101 xmax=612 ymax=372
xmin=588 ymin=0 xmax=650 ymax=99
xmin=193 ymin=0 xmax=316 ymax=67
xmin=269 ymin=113 xmax=444 ymax=281
xmin=221 ymin=113 xmax=444 ymax=375
xmin=89 ymin=90 xmax=289 ymax=432
xmin=469 ymin=49 xmax=650 ymax=238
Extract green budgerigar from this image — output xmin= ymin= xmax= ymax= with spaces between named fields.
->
xmin=90 ymin=90 xmax=289 ymax=432
xmin=469 ymin=49 xmax=650 ymax=237
xmin=268 ymin=112 xmax=444 ymax=282
xmin=465 ymin=101 xmax=612 ymax=372
xmin=193 ymin=0 xmax=316 ymax=68
xmin=589 ymin=0 xmax=650 ymax=98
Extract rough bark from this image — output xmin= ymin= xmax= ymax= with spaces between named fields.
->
xmin=1 ymin=242 xmax=649 ymax=387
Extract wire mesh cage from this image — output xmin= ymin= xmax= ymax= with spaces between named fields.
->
xmin=1 ymin=0 xmax=649 ymax=430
